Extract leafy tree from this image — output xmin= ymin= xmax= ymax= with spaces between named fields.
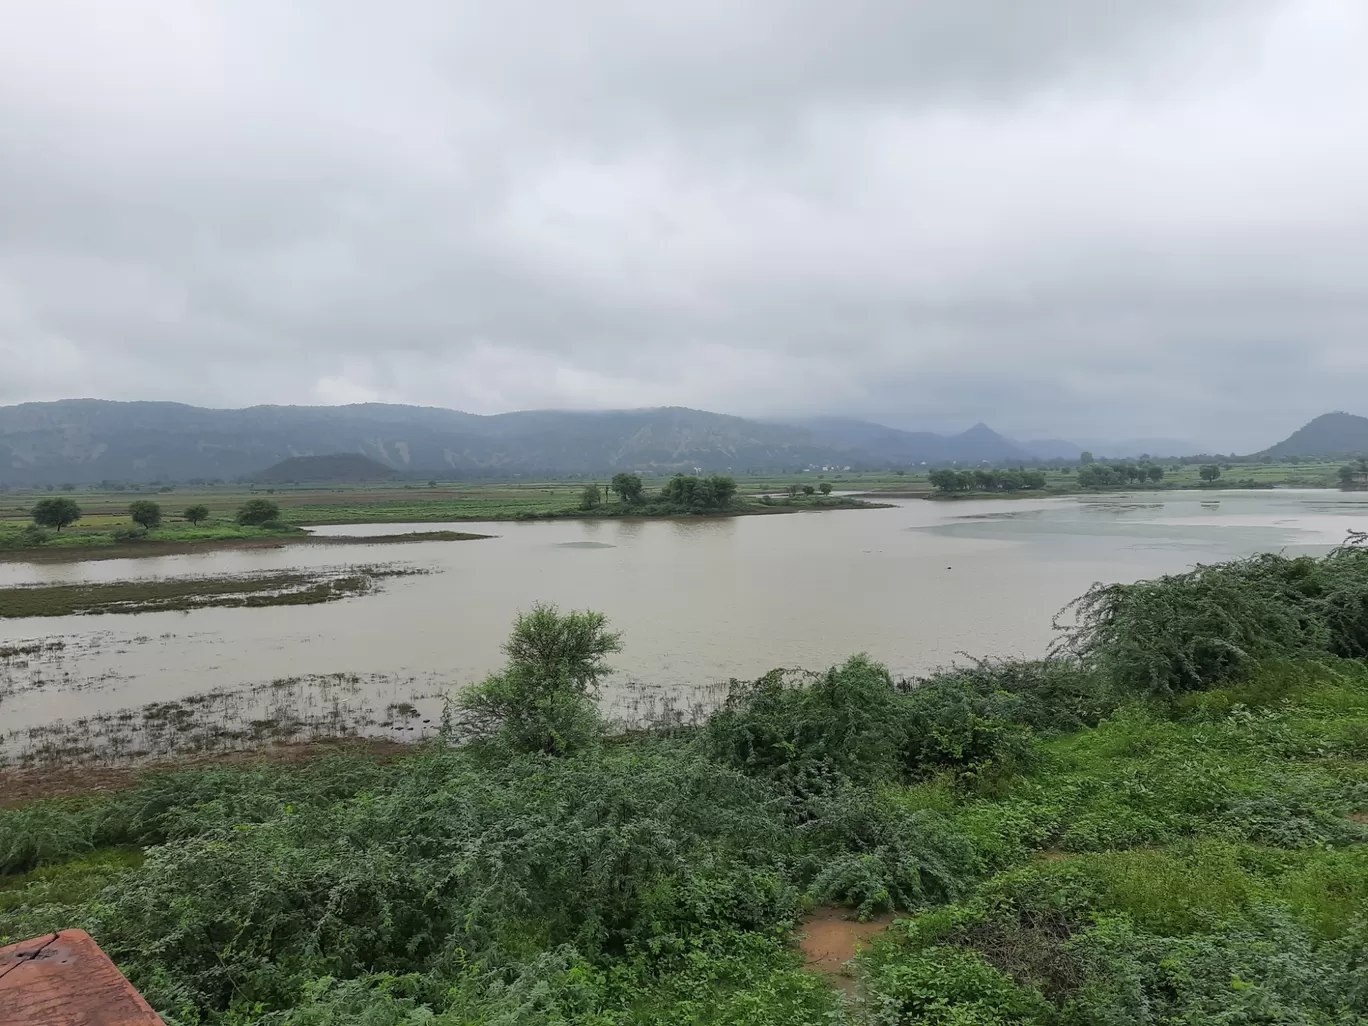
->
xmin=819 ymin=482 xmax=832 ymax=495
xmin=128 ymin=500 xmax=162 ymax=530
xmin=610 ymin=472 xmax=644 ymax=504
xmin=928 ymin=469 xmax=974 ymax=493
xmin=1147 ymin=464 xmax=1165 ymax=483
xmin=236 ymin=498 xmax=281 ymax=525
xmin=458 ymin=603 xmax=622 ymax=755
xmin=801 ymin=484 xmax=815 ymax=495
xmin=183 ymin=504 xmax=210 ymax=526
xmin=60 ymin=483 xmax=75 ymax=492
xmin=785 ymin=484 xmax=801 ymax=497
xmin=31 ymin=497 xmax=81 ymax=531
xmin=1079 ymin=451 xmax=1095 ymax=465
xmin=1199 ymin=464 xmax=1222 ymax=483
xmin=427 ymin=479 xmax=437 ymax=488
xmin=579 ymin=483 xmax=602 ymax=510
xmin=660 ymin=474 xmax=738 ymax=509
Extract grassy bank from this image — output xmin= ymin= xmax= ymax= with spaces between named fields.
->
xmin=3 ymin=546 xmax=1368 ymax=1023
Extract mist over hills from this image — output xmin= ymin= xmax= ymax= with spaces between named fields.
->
xmin=0 ymin=398 xmax=1330 ymax=485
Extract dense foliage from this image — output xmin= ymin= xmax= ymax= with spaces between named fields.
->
xmin=929 ymin=469 xmax=1048 ymax=494
xmin=1056 ymin=543 xmax=1368 ymax=695
xmin=1075 ymin=461 xmax=1165 ymax=487
xmin=3 ymin=548 xmax=1368 ymax=1024
xmin=236 ymin=498 xmax=282 ymax=525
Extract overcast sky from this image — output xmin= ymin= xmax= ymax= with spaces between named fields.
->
xmin=1 ymin=1 xmax=1365 ymax=450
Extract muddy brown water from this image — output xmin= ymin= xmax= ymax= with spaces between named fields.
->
xmin=4 ymin=490 xmax=1368 ymax=760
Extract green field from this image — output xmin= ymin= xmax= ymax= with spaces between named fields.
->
xmin=3 ymin=546 xmax=1368 ymax=1023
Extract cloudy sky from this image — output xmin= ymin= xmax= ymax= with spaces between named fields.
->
xmin=1 ymin=1 xmax=1364 ymax=450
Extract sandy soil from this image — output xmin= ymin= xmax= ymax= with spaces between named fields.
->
xmin=797 ymin=907 xmax=895 ymax=995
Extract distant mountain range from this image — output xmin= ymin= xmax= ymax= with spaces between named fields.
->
xmin=0 ymin=401 xmax=848 ymax=484
xmin=0 ymin=398 xmax=1264 ymax=485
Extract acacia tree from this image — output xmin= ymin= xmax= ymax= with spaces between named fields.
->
xmin=819 ymin=482 xmax=832 ymax=495
xmin=458 ymin=603 xmax=623 ymax=755
xmin=32 ymin=497 xmax=81 ymax=531
xmin=183 ymin=504 xmax=210 ymax=526
xmin=579 ymin=483 xmax=602 ymax=510
xmin=1199 ymin=464 xmax=1222 ymax=483
xmin=129 ymin=500 xmax=162 ymax=530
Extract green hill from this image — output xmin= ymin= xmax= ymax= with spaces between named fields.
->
xmin=1258 ymin=411 xmax=1368 ymax=457
xmin=256 ymin=453 xmax=399 ymax=483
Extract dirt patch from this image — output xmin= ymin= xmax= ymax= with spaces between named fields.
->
xmin=1349 ymin=812 xmax=1368 ymax=824
xmin=1037 ymin=850 xmax=1073 ymax=862
xmin=798 ymin=907 xmax=894 ymax=994
xmin=0 ymin=738 xmax=417 ymax=807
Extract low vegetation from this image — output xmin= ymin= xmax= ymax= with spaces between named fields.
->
xmin=0 ymin=566 xmax=422 ymax=617
xmin=3 ymin=541 xmax=1368 ymax=1023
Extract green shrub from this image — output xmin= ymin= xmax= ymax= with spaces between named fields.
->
xmin=236 ymin=498 xmax=281 ymax=525
xmin=860 ymin=944 xmax=1054 ymax=1025
xmin=705 ymin=656 xmax=1034 ymax=790
xmin=911 ymin=659 xmax=1118 ymax=734
xmin=458 ymin=603 xmax=621 ymax=755
xmin=1056 ymin=546 xmax=1368 ymax=696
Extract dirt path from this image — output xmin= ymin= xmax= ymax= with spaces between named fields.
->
xmin=797 ymin=907 xmax=895 ymax=995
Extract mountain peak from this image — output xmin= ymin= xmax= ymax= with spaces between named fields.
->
xmin=1258 ymin=411 xmax=1368 ymax=458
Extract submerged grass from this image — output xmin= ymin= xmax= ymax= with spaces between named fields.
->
xmin=0 ymin=566 xmax=422 ymax=617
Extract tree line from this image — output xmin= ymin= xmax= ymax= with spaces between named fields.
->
xmin=928 ymin=468 xmax=1049 ymax=493
xmin=27 ymin=497 xmax=284 ymax=535
xmin=579 ymin=472 xmax=740 ymax=511
xmin=1077 ymin=461 xmax=1167 ymax=487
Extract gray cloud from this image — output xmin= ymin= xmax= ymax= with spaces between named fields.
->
xmin=1 ymin=0 xmax=1364 ymax=451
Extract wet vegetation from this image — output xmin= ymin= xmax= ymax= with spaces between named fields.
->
xmin=0 ymin=566 xmax=422 ymax=617
xmin=2 ymin=546 xmax=1368 ymax=1023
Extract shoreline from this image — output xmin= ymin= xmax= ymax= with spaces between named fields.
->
xmin=260 ymin=497 xmax=894 ymax=527
xmin=917 ymin=482 xmax=1286 ymax=501
xmin=0 ymin=529 xmax=492 ymax=563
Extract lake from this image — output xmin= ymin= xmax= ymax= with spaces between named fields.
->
xmin=4 ymin=489 xmax=1368 ymax=759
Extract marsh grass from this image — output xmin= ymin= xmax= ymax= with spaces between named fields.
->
xmin=0 ymin=565 xmax=423 ymax=617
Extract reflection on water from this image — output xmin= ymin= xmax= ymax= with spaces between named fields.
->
xmin=4 ymin=489 xmax=1368 ymax=753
